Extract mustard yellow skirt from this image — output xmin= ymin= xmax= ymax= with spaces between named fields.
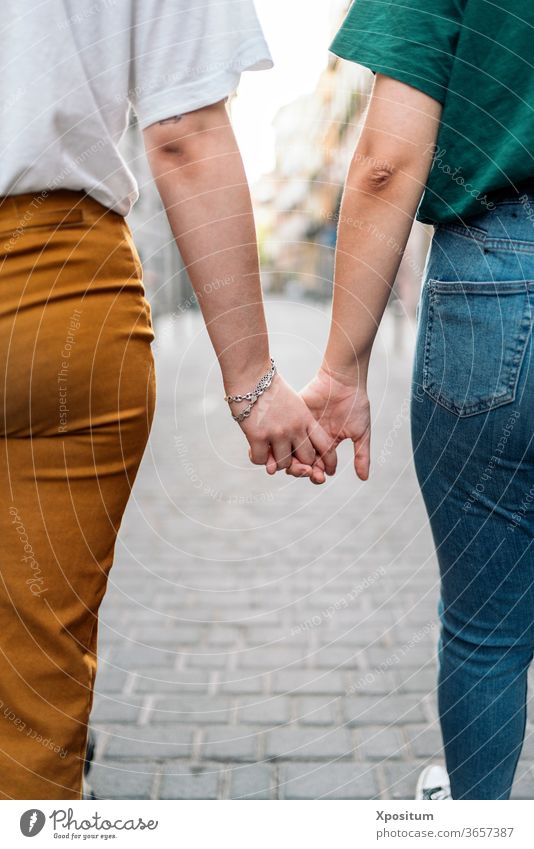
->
xmin=0 ymin=190 xmax=156 ymax=798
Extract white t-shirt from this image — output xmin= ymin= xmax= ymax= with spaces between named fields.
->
xmin=0 ymin=0 xmax=272 ymax=215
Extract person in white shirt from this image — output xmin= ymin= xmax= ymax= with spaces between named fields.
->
xmin=0 ymin=0 xmax=336 ymax=800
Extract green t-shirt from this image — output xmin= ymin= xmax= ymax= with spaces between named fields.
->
xmin=330 ymin=0 xmax=534 ymax=225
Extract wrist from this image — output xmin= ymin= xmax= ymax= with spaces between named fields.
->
xmin=318 ymin=358 xmax=369 ymax=390
xmin=222 ymin=354 xmax=274 ymax=397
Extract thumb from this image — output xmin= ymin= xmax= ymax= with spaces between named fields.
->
xmin=353 ymin=427 xmax=371 ymax=481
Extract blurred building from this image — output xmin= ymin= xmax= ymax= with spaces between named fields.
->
xmin=257 ymin=2 xmax=430 ymax=313
xmin=257 ymin=55 xmax=367 ymax=298
xmin=119 ymin=0 xmax=429 ymax=324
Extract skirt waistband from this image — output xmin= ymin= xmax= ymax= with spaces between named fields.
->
xmin=0 ymin=189 xmax=118 ymax=223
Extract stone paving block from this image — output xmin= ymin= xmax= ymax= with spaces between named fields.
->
xmin=219 ymin=674 xmax=269 ymax=695
xmin=244 ymin=627 xmax=288 ymax=646
xmin=366 ymin=645 xmax=433 ymax=669
xmin=393 ymin=619 xmax=440 ymax=644
xmin=205 ymin=627 xmax=241 ymax=646
xmin=151 ymin=695 xmax=232 ymax=724
xmin=405 ymin=724 xmax=443 ymax=759
xmin=313 ymin=647 xmax=364 ymax=669
xmin=89 ymin=760 xmax=157 ymax=799
xmin=293 ymin=697 xmax=338 ymax=726
xmin=201 ymin=727 xmax=260 ymax=762
xmin=133 ymin=668 xmax=211 ymax=695
xmin=511 ymin=764 xmax=534 ymax=799
xmin=265 ymin=727 xmax=353 ymax=761
xmin=357 ymin=726 xmax=406 ymax=761
xmin=103 ymin=725 xmax=193 ymax=759
xmin=159 ymin=764 xmax=221 ymax=799
xmin=237 ymin=697 xmax=291 ymax=726
xmin=112 ymin=645 xmax=177 ymax=668
xmin=130 ymin=626 xmax=202 ymax=645
xmin=272 ymin=670 xmax=346 ymax=695
xmin=239 ymin=649 xmax=305 ymax=670
xmin=345 ymin=670 xmax=399 ymax=696
xmin=381 ymin=760 xmax=430 ymax=799
xmin=91 ymin=695 xmax=145 ymax=724
xmin=330 ymin=626 xmax=391 ymax=647
xmin=344 ymin=695 xmax=426 ymax=727
xmin=186 ymin=653 xmax=232 ymax=669
xmin=280 ymin=763 xmax=378 ymax=799
xmin=228 ymin=764 xmax=274 ymax=799
xmin=177 ymin=607 xmax=259 ymax=624
xmin=396 ymin=665 xmax=437 ymax=694
xmin=519 ymin=731 xmax=534 ymax=760
xmin=93 ymin=667 xmax=128 ymax=695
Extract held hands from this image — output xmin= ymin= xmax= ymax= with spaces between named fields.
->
xmin=231 ymin=365 xmax=370 ymax=485
xmin=236 ymin=372 xmax=338 ymax=484
xmin=285 ymin=367 xmax=371 ymax=484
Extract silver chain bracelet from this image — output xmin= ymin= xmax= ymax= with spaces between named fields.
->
xmin=224 ymin=358 xmax=277 ymax=423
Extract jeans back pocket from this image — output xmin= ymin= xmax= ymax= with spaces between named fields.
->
xmin=422 ymin=279 xmax=533 ymax=417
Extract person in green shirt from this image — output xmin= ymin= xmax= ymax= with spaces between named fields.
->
xmin=287 ymin=0 xmax=534 ymax=800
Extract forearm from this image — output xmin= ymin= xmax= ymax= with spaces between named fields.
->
xmin=323 ymin=75 xmax=441 ymax=384
xmin=145 ymin=105 xmax=269 ymax=392
xmin=324 ymin=159 xmax=424 ymax=383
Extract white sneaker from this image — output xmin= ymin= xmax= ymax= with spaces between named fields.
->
xmin=415 ymin=764 xmax=452 ymax=800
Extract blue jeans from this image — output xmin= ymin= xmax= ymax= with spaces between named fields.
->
xmin=411 ymin=196 xmax=534 ymax=800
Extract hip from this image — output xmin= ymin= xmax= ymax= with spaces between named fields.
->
xmin=0 ymin=190 xmax=155 ymax=435
xmin=414 ymin=196 xmax=534 ymax=422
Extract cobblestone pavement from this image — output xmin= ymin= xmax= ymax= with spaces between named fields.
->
xmin=90 ymin=299 xmax=534 ymax=800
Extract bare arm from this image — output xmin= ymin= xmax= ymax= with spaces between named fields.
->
xmin=143 ymin=101 xmax=336 ymax=479
xmin=323 ymin=74 xmax=442 ymax=382
xmin=290 ymin=74 xmax=441 ymax=482
xmin=143 ymin=101 xmax=270 ymax=394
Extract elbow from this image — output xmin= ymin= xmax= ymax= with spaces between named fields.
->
xmin=144 ymin=100 xmax=230 ymax=165
xmin=147 ymin=129 xmax=193 ymax=163
xmin=350 ymin=154 xmax=400 ymax=195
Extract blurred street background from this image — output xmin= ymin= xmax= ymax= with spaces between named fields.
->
xmin=88 ymin=0 xmax=534 ymax=799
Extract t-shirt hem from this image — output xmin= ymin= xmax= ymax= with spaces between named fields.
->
xmin=329 ymin=38 xmax=447 ymax=105
xmin=135 ymin=41 xmax=272 ymax=129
